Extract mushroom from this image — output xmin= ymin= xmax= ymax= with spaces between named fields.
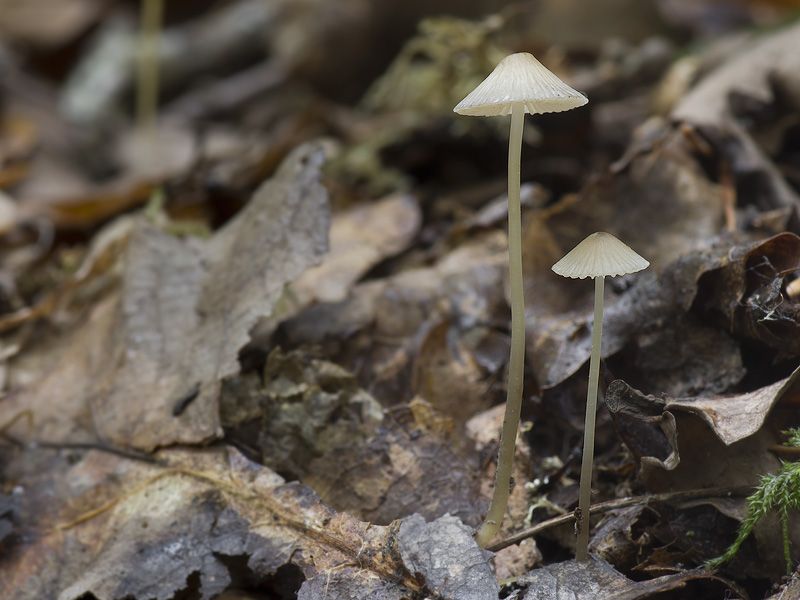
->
xmin=454 ymin=52 xmax=588 ymax=548
xmin=551 ymin=232 xmax=649 ymax=561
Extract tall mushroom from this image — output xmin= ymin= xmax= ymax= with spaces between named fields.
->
xmin=552 ymin=232 xmax=649 ymax=560
xmin=454 ymin=52 xmax=588 ymax=548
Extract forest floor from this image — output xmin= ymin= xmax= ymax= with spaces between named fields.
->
xmin=1 ymin=1 xmax=800 ymax=599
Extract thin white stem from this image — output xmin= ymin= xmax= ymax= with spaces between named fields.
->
xmin=576 ymin=275 xmax=604 ymax=561
xmin=475 ymin=104 xmax=525 ymax=548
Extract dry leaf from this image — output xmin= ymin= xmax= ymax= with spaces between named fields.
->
xmin=517 ymin=555 xmax=746 ymax=599
xmin=0 ymin=143 xmax=330 ymax=450
xmin=304 ymin=421 xmax=484 ymax=528
xmin=0 ymin=444 xmax=495 ymax=600
xmin=672 ymin=22 xmax=800 ymax=212
xmin=252 ymin=193 xmax=421 ymax=342
xmin=665 ymin=365 xmax=800 ymax=445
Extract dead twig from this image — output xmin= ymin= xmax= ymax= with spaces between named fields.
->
xmin=487 ymin=485 xmax=753 ymax=552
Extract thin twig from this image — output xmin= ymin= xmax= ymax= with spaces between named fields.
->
xmin=487 ymin=485 xmax=753 ymax=552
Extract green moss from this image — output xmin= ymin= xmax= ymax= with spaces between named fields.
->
xmin=705 ymin=428 xmax=800 ymax=575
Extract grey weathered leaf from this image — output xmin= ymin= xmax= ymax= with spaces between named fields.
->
xmin=0 ymin=143 xmax=329 ymax=452
xmin=398 ymin=514 xmax=499 ymax=600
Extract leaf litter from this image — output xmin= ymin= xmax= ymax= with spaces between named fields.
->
xmin=2 ymin=2 xmax=800 ymax=599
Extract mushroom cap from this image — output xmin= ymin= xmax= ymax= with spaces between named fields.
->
xmin=551 ymin=232 xmax=649 ymax=279
xmin=453 ymin=52 xmax=588 ymax=117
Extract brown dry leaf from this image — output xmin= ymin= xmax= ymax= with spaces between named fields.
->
xmin=0 ymin=445 xmax=497 ymax=600
xmin=296 ymin=194 xmax=421 ymax=304
xmin=606 ymin=380 xmax=679 ymax=471
xmin=0 ymin=143 xmax=330 ymax=450
xmin=254 ymin=193 xmax=421 ymax=341
xmin=304 ymin=419 xmax=484 ymax=528
xmin=665 ymin=365 xmax=800 ymax=445
xmin=0 ymin=0 xmax=101 ymax=46
xmin=517 ymin=555 xmax=746 ymax=599
xmin=697 ymin=232 xmax=800 ymax=357
xmin=19 ymin=168 xmax=153 ymax=229
xmin=609 ymin=373 xmax=800 ymax=580
xmin=672 ymin=21 xmax=800 ymax=212
xmin=280 ymin=230 xmax=509 ymax=409
xmin=221 ymin=347 xmax=384 ymax=480
xmin=0 ymin=190 xmax=19 ymax=236
xmin=0 ymin=114 xmax=38 ymax=169
xmin=412 ymin=318 xmax=493 ymax=429
xmin=608 ymin=366 xmax=800 ymax=468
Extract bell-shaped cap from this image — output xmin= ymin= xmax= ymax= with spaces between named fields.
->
xmin=454 ymin=52 xmax=588 ymax=117
xmin=552 ymin=232 xmax=649 ymax=279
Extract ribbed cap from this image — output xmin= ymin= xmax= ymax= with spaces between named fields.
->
xmin=551 ymin=232 xmax=649 ymax=279
xmin=453 ymin=52 xmax=588 ymax=117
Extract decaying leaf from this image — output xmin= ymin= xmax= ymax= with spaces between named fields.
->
xmin=517 ymin=555 xmax=746 ymax=600
xmin=665 ymin=366 xmax=800 ymax=446
xmin=0 ymin=444 xmax=496 ymax=600
xmin=398 ymin=513 xmax=499 ymax=600
xmin=0 ymin=143 xmax=330 ymax=450
xmin=608 ymin=370 xmax=800 ymax=580
xmin=221 ymin=347 xmax=384 ymax=480
xmin=304 ymin=419 xmax=485 ymax=528
xmin=280 ymin=230 xmax=509 ymax=408
xmin=253 ymin=193 xmax=422 ymax=341
xmin=412 ymin=318 xmax=495 ymax=429
xmin=672 ymin=21 xmax=800 ymax=212
xmin=697 ymin=232 xmax=800 ymax=358
xmin=608 ymin=365 xmax=800 ymax=466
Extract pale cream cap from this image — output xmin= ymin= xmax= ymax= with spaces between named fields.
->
xmin=551 ymin=232 xmax=649 ymax=279
xmin=454 ymin=52 xmax=588 ymax=117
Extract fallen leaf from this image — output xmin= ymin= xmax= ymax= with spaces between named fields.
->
xmin=672 ymin=21 xmax=800 ymax=212
xmin=221 ymin=347 xmax=384 ymax=479
xmin=0 ymin=143 xmax=330 ymax=450
xmin=252 ymin=193 xmax=422 ymax=342
xmin=0 ymin=445 xmax=445 ymax=600
xmin=304 ymin=421 xmax=484 ymax=528
xmin=0 ymin=0 xmax=100 ymax=46
xmin=517 ymin=555 xmax=747 ymax=599
xmin=609 ymin=373 xmax=800 ymax=580
xmin=665 ymin=365 xmax=800 ymax=446
xmin=398 ymin=513 xmax=499 ymax=600
xmin=697 ymin=232 xmax=800 ymax=358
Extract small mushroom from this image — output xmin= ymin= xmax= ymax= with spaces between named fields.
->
xmin=551 ymin=232 xmax=649 ymax=561
xmin=454 ymin=53 xmax=587 ymax=548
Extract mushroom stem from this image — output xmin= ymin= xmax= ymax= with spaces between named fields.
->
xmin=475 ymin=103 xmax=526 ymax=548
xmin=576 ymin=274 xmax=605 ymax=561
xmin=137 ymin=0 xmax=163 ymax=140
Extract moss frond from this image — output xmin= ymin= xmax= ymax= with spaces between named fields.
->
xmin=704 ymin=431 xmax=800 ymax=575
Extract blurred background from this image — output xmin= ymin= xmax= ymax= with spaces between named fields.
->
xmin=1 ymin=0 xmax=798 ymax=235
